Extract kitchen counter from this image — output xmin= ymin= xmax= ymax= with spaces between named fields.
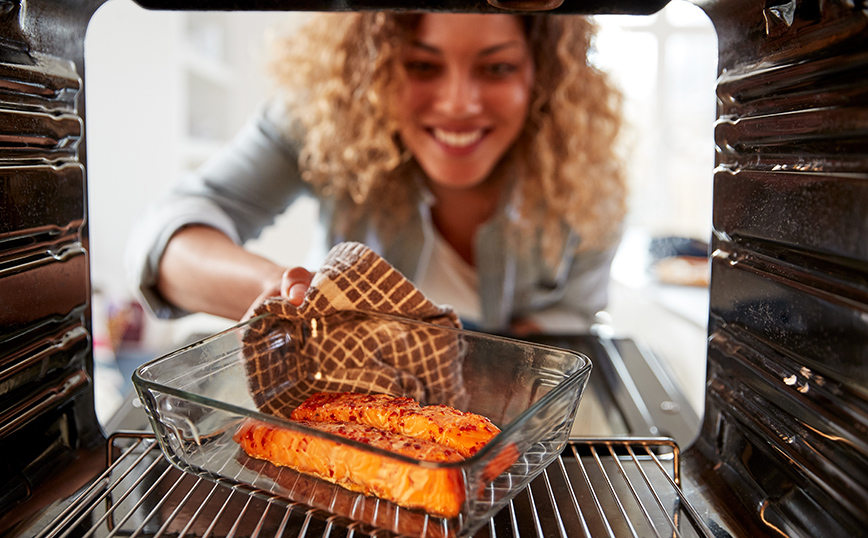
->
xmin=606 ymin=228 xmax=709 ymax=418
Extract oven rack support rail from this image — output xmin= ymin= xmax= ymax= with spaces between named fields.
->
xmin=28 ymin=432 xmax=715 ymax=538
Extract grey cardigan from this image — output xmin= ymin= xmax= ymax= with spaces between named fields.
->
xmin=126 ymin=103 xmax=618 ymax=333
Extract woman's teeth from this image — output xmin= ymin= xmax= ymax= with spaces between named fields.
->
xmin=433 ymin=128 xmax=483 ymax=148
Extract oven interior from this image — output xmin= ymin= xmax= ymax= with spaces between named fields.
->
xmin=1 ymin=0 xmax=867 ymax=536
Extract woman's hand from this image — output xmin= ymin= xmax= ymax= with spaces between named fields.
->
xmin=282 ymin=266 xmax=315 ymax=305
xmin=509 ymin=317 xmax=541 ymax=337
xmin=242 ymin=266 xmax=313 ymax=321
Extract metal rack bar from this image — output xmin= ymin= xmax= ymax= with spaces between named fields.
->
xmin=572 ymin=443 xmax=618 ymax=538
xmin=607 ymin=444 xmax=674 ymax=537
xmin=82 ymin=455 xmax=166 ymax=538
xmin=635 ymin=444 xmax=716 ymax=538
xmin=589 ymin=443 xmax=643 ymax=538
xmin=176 ymin=481 xmax=222 ymax=538
xmin=34 ymin=433 xmax=714 ymax=538
xmin=33 ymin=438 xmax=150 ymax=538
xmin=554 ymin=452 xmax=593 ymax=538
xmin=540 ymin=465 xmax=569 ymax=538
xmin=108 ymin=464 xmax=176 ymax=538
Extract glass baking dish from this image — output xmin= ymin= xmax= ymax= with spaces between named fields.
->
xmin=133 ymin=311 xmax=592 ymax=538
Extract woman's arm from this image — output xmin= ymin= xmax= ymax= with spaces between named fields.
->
xmin=126 ymin=102 xmax=311 ymax=319
xmin=156 ymin=225 xmax=312 ymax=320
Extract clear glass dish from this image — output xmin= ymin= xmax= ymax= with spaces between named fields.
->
xmin=133 ymin=311 xmax=592 ymax=538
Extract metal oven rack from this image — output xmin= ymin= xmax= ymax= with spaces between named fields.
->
xmin=32 ymin=432 xmax=714 ymax=538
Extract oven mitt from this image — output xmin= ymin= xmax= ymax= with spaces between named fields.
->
xmin=241 ymin=241 xmax=469 ymax=419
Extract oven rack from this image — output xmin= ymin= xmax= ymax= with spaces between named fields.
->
xmin=32 ymin=432 xmax=714 ymax=538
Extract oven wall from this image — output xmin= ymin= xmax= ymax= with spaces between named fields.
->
xmin=0 ymin=0 xmax=108 ymax=525
xmin=690 ymin=0 xmax=868 ymax=535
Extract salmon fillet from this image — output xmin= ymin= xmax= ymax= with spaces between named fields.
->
xmin=290 ymin=392 xmax=500 ymax=457
xmin=234 ymin=418 xmax=466 ymax=518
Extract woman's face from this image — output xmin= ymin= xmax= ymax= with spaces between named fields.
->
xmin=396 ymin=14 xmax=535 ymax=190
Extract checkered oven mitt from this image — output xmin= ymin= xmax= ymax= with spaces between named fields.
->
xmin=241 ymin=242 xmax=469 ymax=419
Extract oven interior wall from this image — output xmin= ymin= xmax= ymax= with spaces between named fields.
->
xmin=0 ymin=0 xmax=106 ymax=526
xmin=687 ymin=0 xmax=868 ymax=536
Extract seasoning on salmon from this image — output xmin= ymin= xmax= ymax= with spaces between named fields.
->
xmin=233 ymin=418 xmax=466 ymax=518
xmin=291 ymin=392 xmax=501 ymax=457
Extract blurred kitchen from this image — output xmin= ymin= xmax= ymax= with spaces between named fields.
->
xmin=83 ymin=0 xmax=717 ymax=429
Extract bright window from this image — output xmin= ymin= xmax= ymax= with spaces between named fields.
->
xmin=594 ymin=1 xmax=718 ymax=242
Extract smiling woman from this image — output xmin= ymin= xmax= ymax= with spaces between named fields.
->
xmin=126 ymin=12 xmax=627 ymax=335
xmin=396 ymin=15 xmax=535 ymax=265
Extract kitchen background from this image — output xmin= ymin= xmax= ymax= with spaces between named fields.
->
xmin=83 ymin=0 xmax=717 ymax=428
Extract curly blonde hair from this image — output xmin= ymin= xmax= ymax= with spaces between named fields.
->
xmin=269 ymin=12 xmax=626 ymax=261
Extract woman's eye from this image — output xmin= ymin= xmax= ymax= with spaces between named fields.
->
xmin=405 ymin=61 xmax=441 ymax=78
xmin=482 ymin=63 xmax=519 ymax=78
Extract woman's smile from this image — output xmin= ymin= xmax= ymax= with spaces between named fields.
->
xmin=431 ymin=128 xmax=485 ymax=150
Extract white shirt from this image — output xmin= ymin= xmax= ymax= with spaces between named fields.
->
xmin=417 ymin=230 xmax=481 ymax=325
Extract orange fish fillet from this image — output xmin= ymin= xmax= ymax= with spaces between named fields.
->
xmin=291 ymin=392 xmax=501 ymax=457
xmin=234 ymin=418 xmax=466 ymax=518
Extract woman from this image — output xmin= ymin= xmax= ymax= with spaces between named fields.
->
xmin=127 ymin=12 xmax=626 ymax=334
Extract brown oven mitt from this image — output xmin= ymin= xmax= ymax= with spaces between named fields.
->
xmin=241 ymin=241 xmax=469 ymax=419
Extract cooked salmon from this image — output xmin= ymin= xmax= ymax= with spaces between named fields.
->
xmin=290 ymin=392 xmax=501 ymax=457
xmin=234 ymin=418 xmax=466 ymax=518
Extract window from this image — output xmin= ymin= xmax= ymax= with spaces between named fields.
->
xmin=594 ymin=1 xmax=717 ymax=242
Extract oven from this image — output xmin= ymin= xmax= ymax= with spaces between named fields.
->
xmin=1 ymin=0 xmax=866 ymax=536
